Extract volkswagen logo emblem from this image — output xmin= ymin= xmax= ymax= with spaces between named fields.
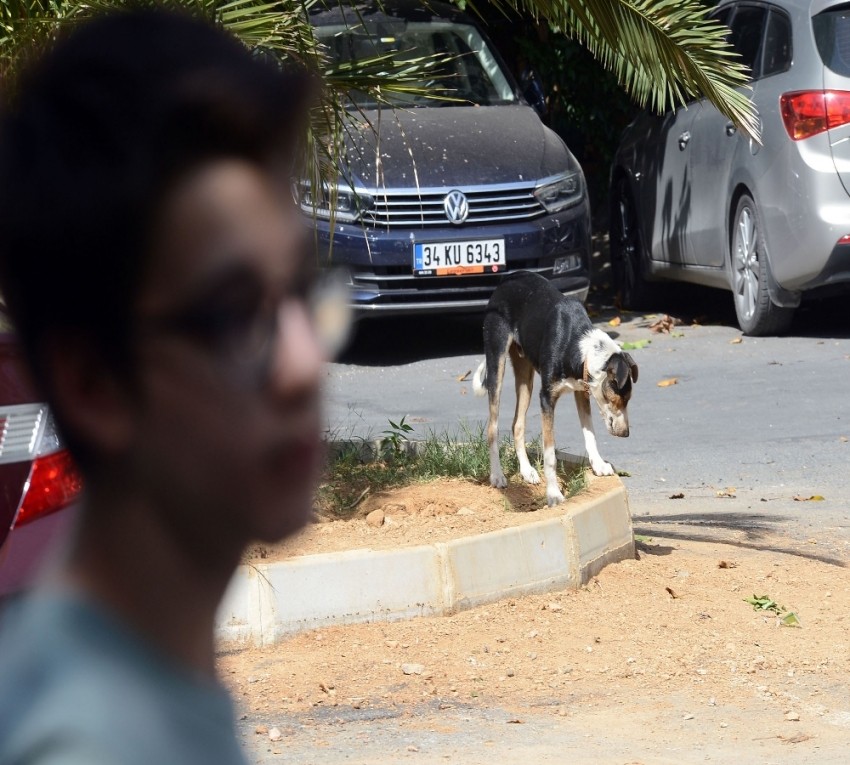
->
xmin=443 ymin=190 xmax=469 ymax=225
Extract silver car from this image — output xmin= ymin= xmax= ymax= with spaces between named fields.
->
xmin=610 ymin=0 xmax=850 ymax=335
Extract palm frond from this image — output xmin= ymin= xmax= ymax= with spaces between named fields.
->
xmin=479 ymin=0 xmax=760 ymax=141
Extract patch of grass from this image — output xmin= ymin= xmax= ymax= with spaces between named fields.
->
xmin=316 ymin=422 xmax=589 ymax=519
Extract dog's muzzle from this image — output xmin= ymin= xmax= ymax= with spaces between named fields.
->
xmin=606 ymin=414 xmax=630 ymax=438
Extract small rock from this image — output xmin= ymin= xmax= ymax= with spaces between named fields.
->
xmin=401 ymin=663 xmax=424 ymax=676
xmin=720 ymin=722 xmax=728 ymax=729
xmin=406 ymin=745 xmax=419 ymax=753
xmin=385 ymin=640 xmax=399 ymax=649
xmin=457 ymin=506 xmax=475 ymax=516
xmin=683 ymin=713 xmax=695 ymax=721
xmin=366 ymin=509 xmax=385 ymax=528
xmin=785 ymin=711 xmax=801 ymax=722
xmin=506 ymin=669 xmax=516 ymax=678
xmin=268 ymin=728 xmax=282 ymax=742
xmin=546 ymin=602 xmax=564 ymax=612
xmin=526 ymin=629 xmax=539 ymax=639
xmin=255 ymin=725 xmax=268 ymax=736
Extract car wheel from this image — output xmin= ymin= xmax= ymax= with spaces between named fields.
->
xmin=730 ymin=194 xmax=793 ymax=336
xmin=611 ymin=177 xmax=656 ymax=310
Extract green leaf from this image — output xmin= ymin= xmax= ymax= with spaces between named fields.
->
xmin=620 ymin=339 xmax=650 ymax=350
xmin=781 ymin=612 xmax=801 ymax=628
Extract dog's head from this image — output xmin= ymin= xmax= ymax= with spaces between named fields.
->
xmin=590 ymin=351 xmax=638 ymax=437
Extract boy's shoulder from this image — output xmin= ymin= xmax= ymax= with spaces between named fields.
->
xmin=0 ymin=592 xmax=246 ymax=765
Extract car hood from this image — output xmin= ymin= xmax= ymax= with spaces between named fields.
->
xmin=342 ymin=105 xmax=577 ymax=188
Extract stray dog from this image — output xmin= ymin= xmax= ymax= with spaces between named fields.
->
xmin=473 ymin=272 xmax=638 ymax=506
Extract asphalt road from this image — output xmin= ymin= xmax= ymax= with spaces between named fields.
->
xmin=325 ymin=285 xmax=850 ymax=554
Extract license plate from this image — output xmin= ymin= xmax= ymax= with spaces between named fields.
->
xmin=413 ymin=239 xmax=506 ymax=276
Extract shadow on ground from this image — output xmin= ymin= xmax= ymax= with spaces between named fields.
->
xmin=634 ymin=512 xmax=847 ymax=567
xmin=590 ymin=230 xmax=850 ymax=340
xmin=337 ymin=228 xmax=850 ymax=368
xmin=338 ymin=311 xmax=485 ymax=366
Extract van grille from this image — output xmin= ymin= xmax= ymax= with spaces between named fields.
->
xmin=362 ymin=184 xmax=545 ymax=228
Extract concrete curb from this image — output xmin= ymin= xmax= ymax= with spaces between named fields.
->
xmin=216 ymin=454 xmax=633 ymax=647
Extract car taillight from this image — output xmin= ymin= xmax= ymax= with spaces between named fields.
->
xmin=14 ymin=449 xmax=82 ymax=527
xmin=780 ymin=90 xmax=850 ymax=140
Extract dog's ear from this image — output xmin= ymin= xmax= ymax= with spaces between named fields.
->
xmin=622 ymin=352 xmax=639 ymax=384
xmin=606 ymin=355 xmax=631 ymax=389
xmin=606 ymin=353 xmax=639 ymax=389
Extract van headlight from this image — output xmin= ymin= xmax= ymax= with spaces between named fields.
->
xmin=533 ymin=172 xmax=584 ymax=213
xmin=296 ymin=182 xmax=373 ymax=223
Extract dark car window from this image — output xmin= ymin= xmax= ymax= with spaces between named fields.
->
xmin=315 ymin=20 xmax=517 ymax=108
xmin=813 ymin=5 xmax=850 ymax=76
xmin=712 ymin=6 xmax=734 ymax=31
xmin=728 ymin=5 xmax=768 ymax=80
xmin=762 ymin=9 xmax=792 ymax=76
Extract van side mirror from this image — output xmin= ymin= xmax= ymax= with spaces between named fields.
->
xmin=520 ymin=67 xmax=547 ymax=119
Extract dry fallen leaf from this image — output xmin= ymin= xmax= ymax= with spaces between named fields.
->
xmin=730 ymin=337 xmax=743 ymax=344
xmin=665 ymin=586 xmax=680 ymax=599
xmin=608 ymin=316 xmax=622 ymax=327
xmin=456 ymin=370 xmax=471 ymax=382
xmin=657 ymin=378 xmax=678 ymax=387
xmin=716 ymin=488 xmax=737 ymax=498
xmin=669 ymin=492 xmax=685 ymax=500
xmin=648 ymin=314 xmax=682 ymax=333
xmin=793 ymin=495 xmax=825 ymax=502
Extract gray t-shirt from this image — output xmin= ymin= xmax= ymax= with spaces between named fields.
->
xmin=0 ymin=590 xmax=247 ymax=765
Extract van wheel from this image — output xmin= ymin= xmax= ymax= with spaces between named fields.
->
xmin=611 ymin=177 xmax=656 ymax=310
xmin=730 ymin=194 xmax=793 ymax=336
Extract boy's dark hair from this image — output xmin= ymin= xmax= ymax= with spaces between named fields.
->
xmin=0 ymin=9 xmax=309 ymax=467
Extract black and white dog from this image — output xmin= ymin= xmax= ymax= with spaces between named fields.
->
xmin=473 ymin=272 xmax=638 ymax=506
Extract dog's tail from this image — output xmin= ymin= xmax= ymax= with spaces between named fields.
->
xmin=472 ymin=361 xmax=487 ymax=397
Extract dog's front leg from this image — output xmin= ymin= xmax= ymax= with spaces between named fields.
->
xmin=540 ymin=398 xmax=564 ymax=506
xmin=574 ymin=391 xmax=615 ymax=476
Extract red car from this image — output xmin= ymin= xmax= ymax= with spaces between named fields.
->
xmin=0 ymin=330 xmax=82 ymax=596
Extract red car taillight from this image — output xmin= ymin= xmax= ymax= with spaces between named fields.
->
xmin=14 ymin=449 xmax=82 ymax=527
xmin=780 ymin=90 xmax=850 ymax=140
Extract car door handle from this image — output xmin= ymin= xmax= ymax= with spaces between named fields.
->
xmin=678 ymin=131 xmax=691 ymax=150
xmin=725 ymin=122 xmax=737 ymax=137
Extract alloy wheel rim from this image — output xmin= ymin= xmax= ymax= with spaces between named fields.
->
xmin=734 ymin=206 xmax=759 ymax=321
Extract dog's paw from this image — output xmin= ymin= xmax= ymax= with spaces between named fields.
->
xmin=490 ymin=472 xmax=508 ymax=489
xmin=520 ymin=466 xmax=541 ymax=485
xmin=546 ymin=487 xmax=565 ymax=506
xmin=590 ymin=459 xmax=615 ymax=477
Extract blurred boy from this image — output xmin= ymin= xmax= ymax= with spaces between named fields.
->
xmin=0 ymin=10 xmax=338 ymax=764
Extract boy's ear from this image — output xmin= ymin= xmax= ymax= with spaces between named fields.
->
xmin=44 ymin=334 xmax=135 ymax=456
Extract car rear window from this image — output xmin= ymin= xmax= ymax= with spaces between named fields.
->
xmin=814 ymin=5 xmax=850 ymax=76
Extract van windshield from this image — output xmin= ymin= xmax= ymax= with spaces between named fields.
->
xmin=315 ymin=20 xmax=518 ymax=108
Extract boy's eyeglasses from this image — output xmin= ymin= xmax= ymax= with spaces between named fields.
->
xmin=138 ymin=269 xmax=352 ymax=380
